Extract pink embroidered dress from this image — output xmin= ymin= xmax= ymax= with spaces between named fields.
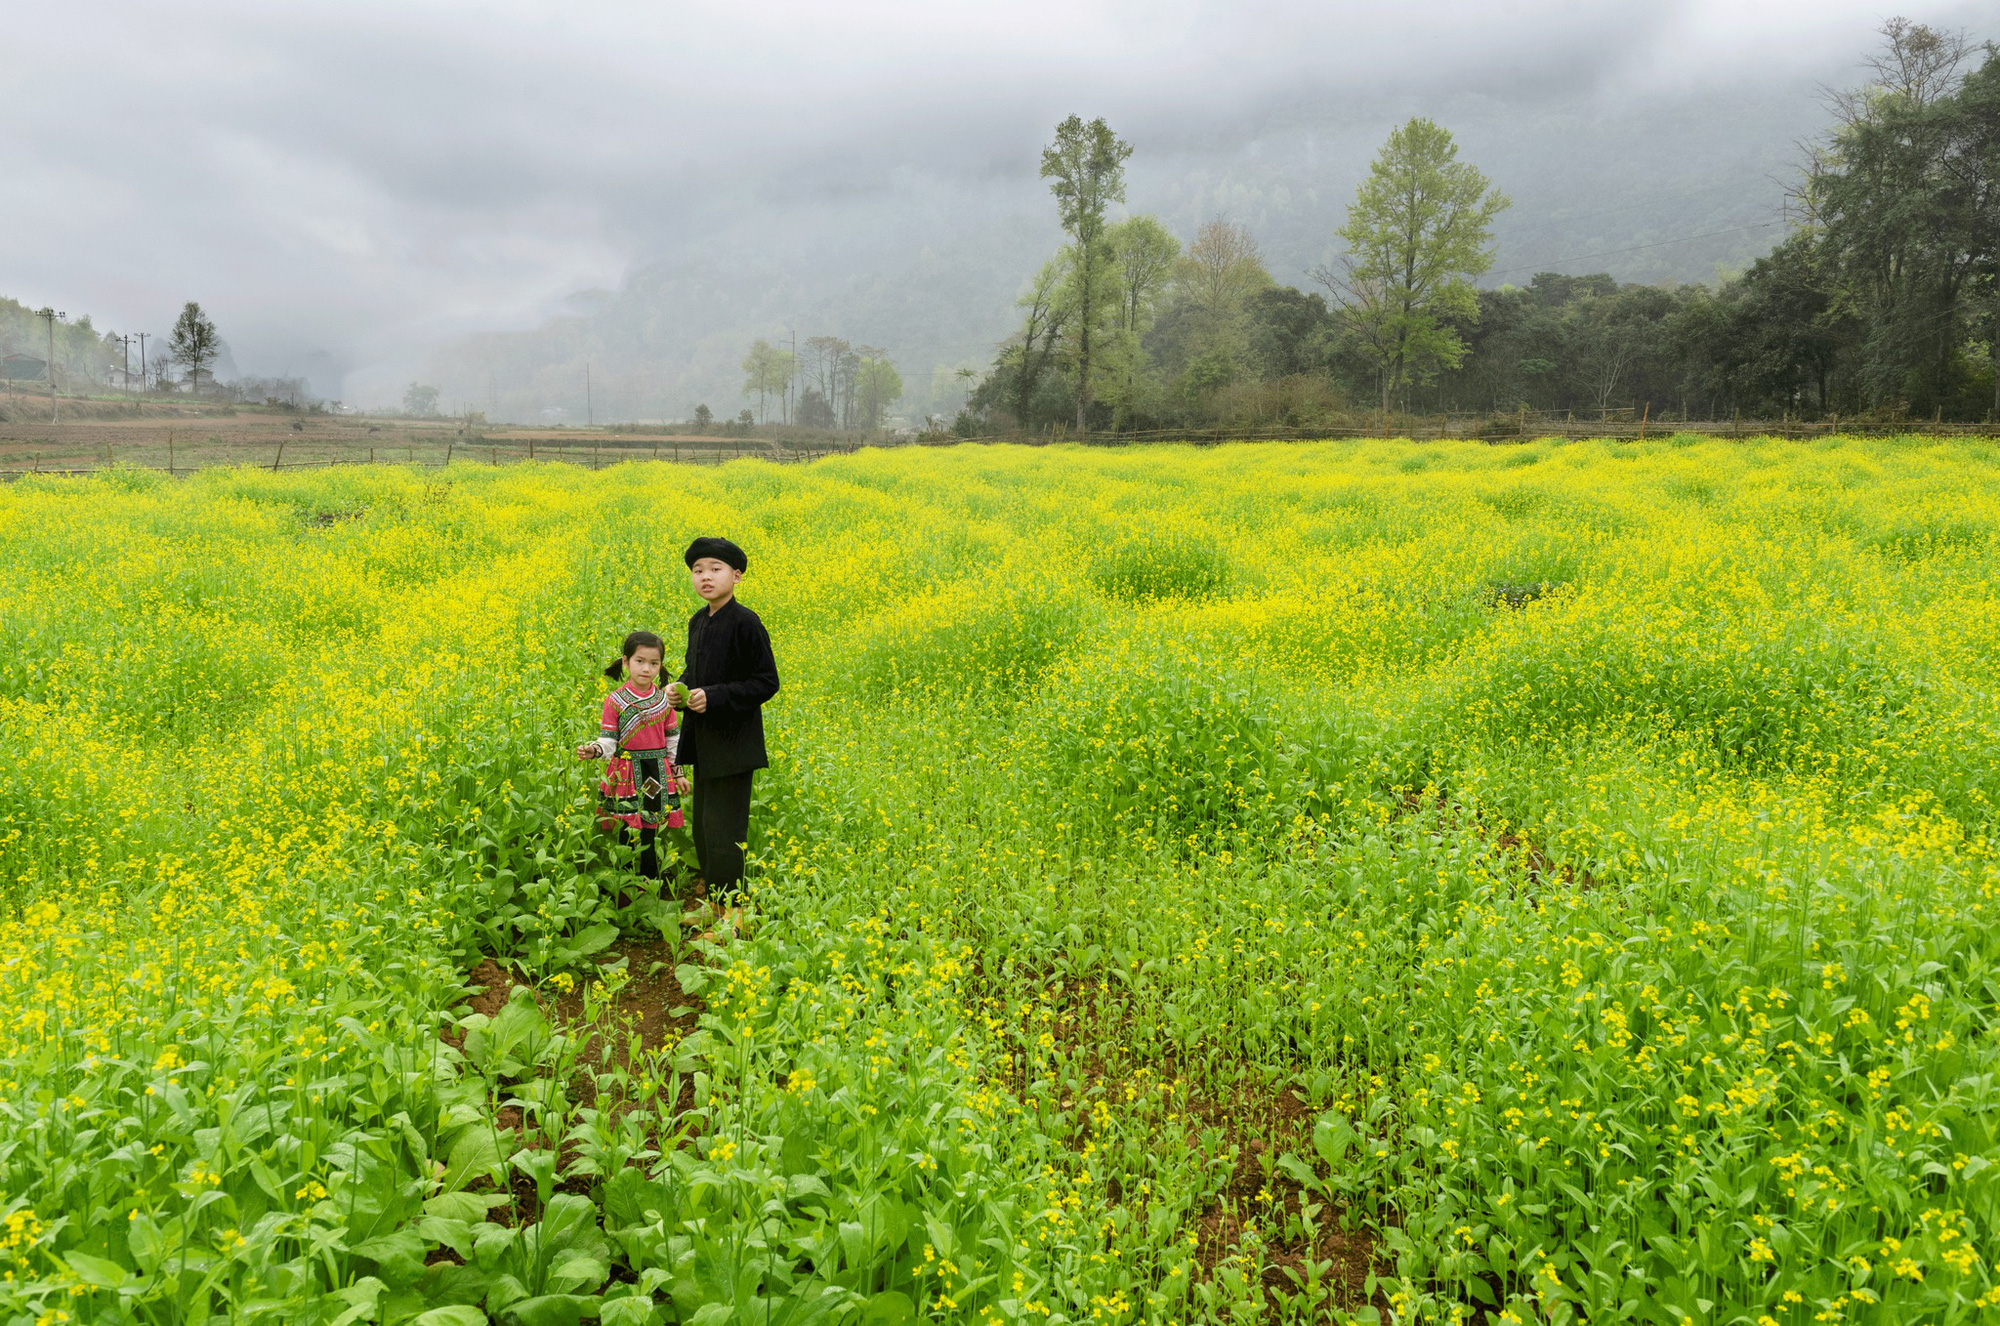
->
xmin=589 ymin=683 xmax=686 ymax=832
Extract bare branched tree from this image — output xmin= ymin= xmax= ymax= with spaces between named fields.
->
xmin=1822 ymin=16 xmax=1972 ymax=128
xmin=1179 ymin=221 xmax=1268 ymax=315
xmin=1869 ymin=16 xmax=1972 ymax=107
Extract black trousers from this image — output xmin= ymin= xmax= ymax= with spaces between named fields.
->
xmin=690 ymin=769 xmax=754 ymax=902
xmin=613 ymin=826 xmax=661 ymax=880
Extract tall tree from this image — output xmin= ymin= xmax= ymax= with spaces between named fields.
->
xmin=854 ymin=355 xmax=903 ymax=430
xmin=1179 ymin=221 xmax=1271 ymax=315
xmin=740 ymin=339 xmax=792 ymax=423
xmin=1313 ymin=118 xmax=1508 ymax=415
xmin=1099 ymin=216 xmax=1181 ymax=426
xmin=1010 ymin=258 xmax=1072 ymax=429
xmin=168 ymin=301 xmax=221 ymax=394
xmin=403 ymin=382 xmax=441 ymax=417
xmin=1040 ymin=115 xmax=1132 ymax=432
xmin=1108 ymin=215 xmax=1181 ymax=333
xmin=1815 ymin=31 xmax=1995 ymax=414
xmin=804 ymin=336 xmax=853 ymax=429
xmin=838 ymin=345 xmax=870 ymax=429
xmin=795 ymin=387 xmax=836 ymax=429
xmin=1855 ymin=17 xmax=1972 ymax=115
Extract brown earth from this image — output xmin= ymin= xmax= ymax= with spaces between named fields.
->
xmin=0 ymin=402 xmax=822 ymax=475
xmin=462 ymin=939 xmax=704 ymax=1064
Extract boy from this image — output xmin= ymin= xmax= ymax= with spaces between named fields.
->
xmin=673 ymin=536 xmax=780 ymax=929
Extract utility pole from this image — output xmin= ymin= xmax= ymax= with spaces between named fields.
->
xmin=37 ymin=308 xmax=65 ymax=422
xmin=787 ymin=327 xmax=797 ymax=426
xmin=137 ymin=332 xmax=149 ymax=393
xmin=118 ymin=334 xmax=133 ymax=395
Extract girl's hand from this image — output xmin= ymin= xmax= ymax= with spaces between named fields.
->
xmin=576 ymin=743 xmax=600 ymax=760
xmin=687 ymin=688 xmax=708 ymax=713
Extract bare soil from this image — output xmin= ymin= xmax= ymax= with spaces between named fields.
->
xmin=0 ymin=401 xmax=815 ymax=475
xmin=462 ymin=939 xmax=704 ymax=1063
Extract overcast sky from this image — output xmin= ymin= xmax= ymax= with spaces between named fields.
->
xmin=4 ymin=1 xmax=1987 ymax=402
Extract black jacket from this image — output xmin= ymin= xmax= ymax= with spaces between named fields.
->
xmin=674 ymin=599 xmax=779 ymax=777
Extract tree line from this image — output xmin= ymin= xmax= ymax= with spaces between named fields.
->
xmin=952 ymin=19 xmax=1999 ymax=434
xmin=0 ymin=298 xmax=332 ymax=410
xmin=735 ymin=336 xmax=902 ymax=431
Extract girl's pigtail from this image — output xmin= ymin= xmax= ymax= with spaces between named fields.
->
xmin=603 ymin=657 xmax=625 ymax=681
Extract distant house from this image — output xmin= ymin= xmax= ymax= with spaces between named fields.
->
xmin=1 ymin=354 xmax=47 ymax=382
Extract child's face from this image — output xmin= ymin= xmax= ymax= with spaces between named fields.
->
xmin=690 ymin=557 xmax=742 ymax=604
xmin=626 ymin=646 xmax=663 ymax=688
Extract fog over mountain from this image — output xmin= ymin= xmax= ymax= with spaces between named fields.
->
xmin=6 ymin=1 xmax=1989 ymax=418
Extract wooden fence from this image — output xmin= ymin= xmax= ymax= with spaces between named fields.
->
xmin=5 ymin=415 xmax=1998 ymax=480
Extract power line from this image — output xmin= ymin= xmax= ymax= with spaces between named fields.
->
xmin=1487 ymin=220 xmax=1788 ymax=281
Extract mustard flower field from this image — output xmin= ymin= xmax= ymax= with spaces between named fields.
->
xmin=4 ymin=436 xmax=2000 ymax=1326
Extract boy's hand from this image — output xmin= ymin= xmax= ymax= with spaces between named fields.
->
xmin=686 ymin=688 xmax=709 ymax=713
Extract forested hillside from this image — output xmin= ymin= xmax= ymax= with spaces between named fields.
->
xmin=960 ymin=22 xmax=1999 ymax=432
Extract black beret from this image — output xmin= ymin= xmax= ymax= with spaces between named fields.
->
xmin=683 ymin=536 xmax=747 ymax=572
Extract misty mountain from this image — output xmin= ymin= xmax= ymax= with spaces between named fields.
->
xmin=416 ymin=76 xmax=1828 ymax=425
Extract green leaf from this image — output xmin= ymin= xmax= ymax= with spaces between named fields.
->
xmin=861 ymin=1290 xmax=916 ymax=1324
xmin=602 ymin=1169 xmax=675 ymax=1229
xmin=500 ymin=1294 xmax=596 ymax=1326
xmin=1274 ymin=1152 xmax=1319 ymax=1189
xmin=1312 ymin=1114 xmax=1356 ymax=1168
xmin=63 ymin=1251 xmax=135 ymax=1288
xmin=839 ymin=1220 xmax=868 ymax=1268
xmin=249 ymin=1156 xmax=286 ymax=1203
xmin=354 ymin=1227 xmax=430 ymax=1290
xmin=126 ymin=1213 xmax=166 ymax=1275
xmin=329 ymin=1276 xmax=388 ymax=1326
xmin=922 ymin=1211 xmax=955 ymax=1261
xmin=598 ymin=1297 xmax=659 ymax=1326
xmin=485 ymin=1272 xmax=531 ymax=1315
xmin=441 ymin=1127 xmax=505 ymax=1192
xmin=424 ymin=1191 xmax=496 ymax=1223
xmin=413 ymin=1308 xmax=491 ymax=1326
xmin=535 ymin=1194 xmax=602 ymax=1253
xmin=573 ymin=923 xmax=619 ymax=956
xmin=419 ymin=1215 xmax=477 ymax=1259
xmin=547 ymin=1252 xmax=608 ymax=1295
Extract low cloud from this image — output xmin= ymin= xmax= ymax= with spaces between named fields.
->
xmin=5 ymin=0 xmax=1983 ymax=401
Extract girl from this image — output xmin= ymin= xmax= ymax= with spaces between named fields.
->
xmin=576 ymin=630 xmax=685 ymax=880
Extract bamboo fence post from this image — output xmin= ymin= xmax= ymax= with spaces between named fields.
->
xmin=272 ymin=442 xmax=284 ymax=472
xmin=1638 ymin=402 xmax=1650 ymax=442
